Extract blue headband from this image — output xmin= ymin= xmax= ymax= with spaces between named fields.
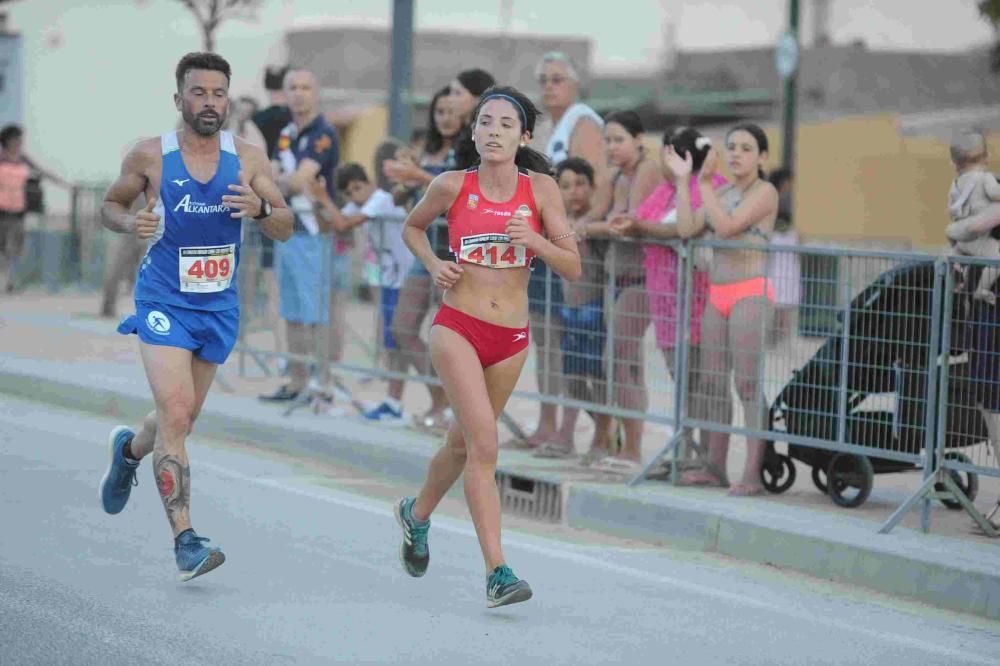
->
xmin=481 ymin=94 xmax=527 ymax=131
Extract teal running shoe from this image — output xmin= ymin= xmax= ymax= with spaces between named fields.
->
xmin=394 ymin=497 xmax=430 ymax=577
xmin=486 ymin=564 xmax=532 ymax=608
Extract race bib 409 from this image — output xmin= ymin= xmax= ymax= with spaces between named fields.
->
xmin=179 ymin=244 xmax=235 ymax=293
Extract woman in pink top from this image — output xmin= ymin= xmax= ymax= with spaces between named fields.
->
xmin=611 ymin=127 xmax=727 ymax=474
xmin=0 ymin=124 xmax=71 ymax=293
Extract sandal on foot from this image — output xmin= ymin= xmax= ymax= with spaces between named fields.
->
xmin=579 ymin=448 xmax=611 ymax=467
xmin=501 ymin=436 xmax=538 ymax=451
xmin=590 ymin=456 xmax=643 ymax=475
xmin=532 ymin=442 xmax=576 ymax=459
xmin=678 ymin=465 xmax=730 ymax=488
xmin=728 ymin=483 xmax=765 ymax=497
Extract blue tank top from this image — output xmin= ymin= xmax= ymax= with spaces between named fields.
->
xmin=135 ymin=131 xmax=243 ymax=311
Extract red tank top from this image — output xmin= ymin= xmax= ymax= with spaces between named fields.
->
xmin=446 ymin=167 xmax=542 ymax=269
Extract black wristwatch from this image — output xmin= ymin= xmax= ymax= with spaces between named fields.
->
xmin=253 ymin=198 xmax=272 ymax=220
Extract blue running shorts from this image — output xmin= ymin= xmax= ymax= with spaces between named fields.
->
xmin=118 ymin=300 xmax=239 ymax=365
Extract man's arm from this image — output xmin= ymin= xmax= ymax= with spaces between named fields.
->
xmin=280 ymin=157 xmax=321 ymax=196
xmin=227 ymin=140 xmax=294 ymax=241
xmin=101 ymin=139 xmax=157 ymax=235
xmin=280 ymin=126 xmax=337 ymax=196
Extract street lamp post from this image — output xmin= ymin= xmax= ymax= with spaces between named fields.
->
xmin=389 ymin=0 xmax=414 ymax=141
xmin=778 ymin=0 xmax=801 ymax=172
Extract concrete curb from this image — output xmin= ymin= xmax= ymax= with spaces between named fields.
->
xmin=3 ymin=359 xmax=999 ymax=621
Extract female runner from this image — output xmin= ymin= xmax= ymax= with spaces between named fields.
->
xmin=394 ymin=86 xmax=581 ymax=607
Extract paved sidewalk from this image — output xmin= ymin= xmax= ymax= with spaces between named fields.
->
xmin=3 ymin=288 xmax=1000 ymax=620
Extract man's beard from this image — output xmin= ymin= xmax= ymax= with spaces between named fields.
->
xmin=182 ymin=105 xmax=225 ymax=137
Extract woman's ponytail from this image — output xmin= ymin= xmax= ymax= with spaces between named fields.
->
xmin=515 ymin=145 xmax=552 ymax=175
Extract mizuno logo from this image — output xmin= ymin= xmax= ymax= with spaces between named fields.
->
xmin=513 ymin=332 xmax=527 ymax=342
xmin=172 ymin=178 xmax=190 ymax=186
xmin=173 ymin=193 xmax=230 ymax=214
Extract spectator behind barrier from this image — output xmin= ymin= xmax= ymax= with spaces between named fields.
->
xmin=671 ymin=123 xmax=779 ymax=496
xmin=947 ymin=132 xmax=1000 ymax=304
xmin=506 ymin=50 xmax=609 ymax=454
xmin=250 ymin=65 xmax=293 ymax=365
xmin=578 ymin=111 xmax=663 ymax=473
xmin=610 ymin=126 xmax=727 ymax=472
xmin=767 ymin=167 xmax=801 ymax=345
xmin=448 ymin=68 xmax=496 ymax=170
xmin=0 ymin=124 xmax=72 ymax=293
xmin=312 ymin=154 xmax=414 ymax=424
xmin=259 ymin=68 xmax=341 ymax=406
xmin=385 ymin=86 xmax=462 ymax=432
xmin=527 ymin=157 xmax=613 ymax=460
xmin=944 ymin=130 xmax=1000 ymax=468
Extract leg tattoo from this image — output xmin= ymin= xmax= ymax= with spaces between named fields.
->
xmin=154 ymin=454 xmax=191 ymax=533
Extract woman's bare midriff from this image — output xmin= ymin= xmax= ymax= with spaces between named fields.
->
xmin=442 ymin=262 xmax=531 ymax=327
xmin=711 ymin=245 xmax=769 ymax=285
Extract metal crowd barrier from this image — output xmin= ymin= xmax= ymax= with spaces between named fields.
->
xmin=880 ymin=255 xmax=1000 ymax=536
xmin=50 ymin=189 xmax=1000 ymax=535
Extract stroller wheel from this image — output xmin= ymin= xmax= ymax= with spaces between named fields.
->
xmin=827 ymin=454 xmax=874 ymax=508
xmin=760 ymin=453 xmax=796 ymax=493
xmin=811 ymin=466 xmax=828 ymax=494
xmin=936 ymin=452 xmax=979 ymax=510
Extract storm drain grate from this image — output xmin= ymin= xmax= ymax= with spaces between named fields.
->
xmin=495 ymin=471 xmax=563 ymax=522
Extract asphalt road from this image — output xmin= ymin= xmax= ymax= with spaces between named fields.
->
xmin=1 ymin=394 xmax=998 ymax=665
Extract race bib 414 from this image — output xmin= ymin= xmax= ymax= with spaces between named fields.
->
xmin=459 ymin=233 xmax=526 ymax=268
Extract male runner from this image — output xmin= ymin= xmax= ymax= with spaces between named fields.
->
xmin=98 ymin=52 xmax=292 ymax=581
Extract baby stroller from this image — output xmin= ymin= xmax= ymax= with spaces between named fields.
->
xmin=760 ymin=261 xmax=984 ymax=508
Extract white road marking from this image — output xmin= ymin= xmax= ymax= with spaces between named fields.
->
xmin=200 ymin=461 xmax=995 ymax=665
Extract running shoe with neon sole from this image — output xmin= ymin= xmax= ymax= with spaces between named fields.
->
xmin=98 ymin=425 xmax=139 ymax=515
xmin=486 ymin=564 xmax=532 ymax=608
xmin=175 ymin=529 xmax=226 ymax=582
xmin=394 ymin=497 xmax=430 ymax=577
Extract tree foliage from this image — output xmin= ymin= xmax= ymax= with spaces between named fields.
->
xmin=174 ymin=0 xmax=263 ymax=52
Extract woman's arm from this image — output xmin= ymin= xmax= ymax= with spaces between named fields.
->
xmin=505 ymin=174 xmax=580 ymax=281
xmin=946 ymin=203 xmax=1000 ymax=242
xmin=569 ymin=117 xmax=609 ymax=192
xmin=403 ymin=171 xmax=464 ymax=288
xmin=696 ymin=148 xmax=777 ymax=239
xmin=588 ymin=165 xmax=614 ymax=224
xmin=661 ymin=147 xmax=705 ymax=238
xmin=25 ymin=155 xmax=72 ymax=189
xmin=589 ymin=160 xmax=663 ymax=240
xmin=630 ymin=159 xmax=664 ymax=216
xmin=635 ymin=216 xmax=681 ymax=239
xmin=674 ymin=175 xmax=707 ymax=238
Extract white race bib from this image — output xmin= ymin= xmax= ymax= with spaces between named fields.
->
xmin=458 ymin=233 xmax=527 ymax=268
xmin=178 ymin=244 xmax=235 ymax=293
